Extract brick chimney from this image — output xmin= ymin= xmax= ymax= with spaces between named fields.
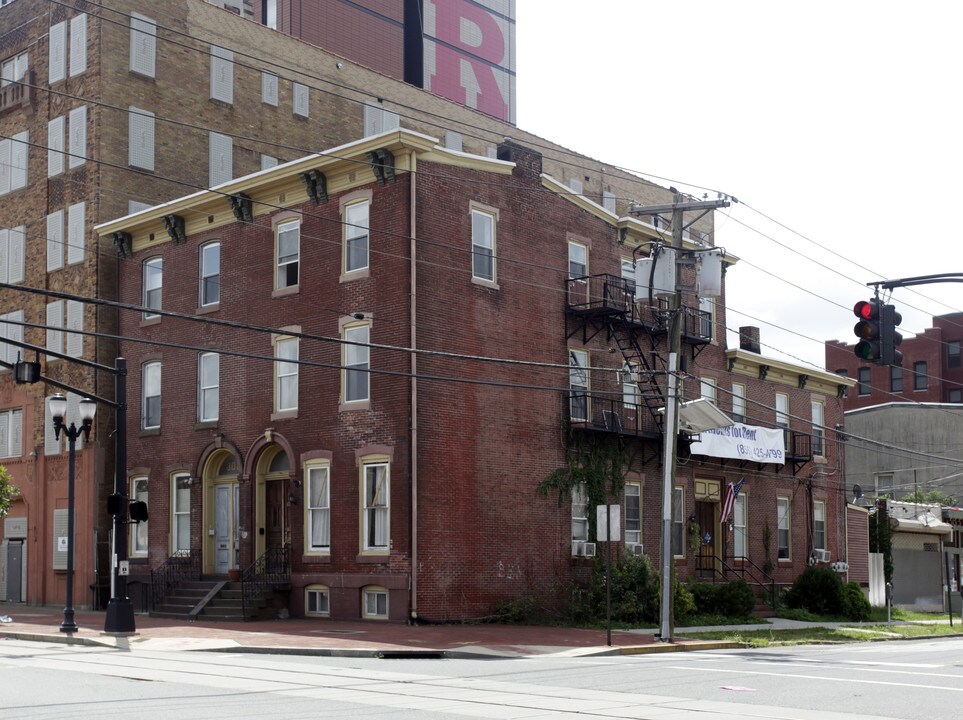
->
xmin=739 ymin=326 xmax=761 ymax=354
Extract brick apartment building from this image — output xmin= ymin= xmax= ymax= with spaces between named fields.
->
xmin=95 ymin=129 xmax=854 ymax=621
xmin=826 ymin=312 xmax=963 ymax=409
xmin=0 ymin=0 xmax=706 ymax=608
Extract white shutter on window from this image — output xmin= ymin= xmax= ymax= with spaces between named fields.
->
xmin=10 ymin=132 xmax=28 ymax=190
xmin=445 ymin=130 xmax=462 ymax=151
xmin=210 ymin=45 xmax=234 ymax=104
xmin=68 ymin=106 xmax=87 ymax=168
xmin=49 ymin=21 xmax=66 ymax=84
xmin=128 ymin=107 xmax=155 ymax=171
xmin=261 ymin=154 xmax=278 ymax=170
xmin=602 ymin=191 xmax=616 ymax=213
xmin=48 ymin=116 xmax=65 ymax=177
xmin=261 ymin=71 xmax=278 ymax=106
xmin=69 ymin=14 xmax=87 ymax=76
xmin=209 ymin=132 xmax=233 ymax=187
xmin=130 ymin=14 xmax=157 ymax=77
xmin=9 ymin=410 xmax=22 ymax=458
xmin=363 ymin=102 xmax=382 ymax=137
xmin=383 ymin=109 xmax=400 ymax=131
xmin=128 ymin=200 xmax=152 ymax=214
xmin=293 ymin=82 xmax=308 ymax=117
xmin=0 ymin=229 xmax=7 ymax=283
xmin=46 ymin=300 xmax=63 ymax=355
xmin=0 ymin=139 xmax=10 ymax=195
xmin=0 ymin=412 xmax=8 ymax=457
xmin=66 ymin=300 xmax=83 ymax=359
xmin=67 ymin=201 xmax=85 ymax=265
xmin=47 ymin=210 xmax=64 ymax=272
xmin=52 ymin=508 xmax=68 ymax=565
xmin=7 ymin=226 xmax=24 ymax=284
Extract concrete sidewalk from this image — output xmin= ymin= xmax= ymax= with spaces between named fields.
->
xmin=0 ymin=602 xmax=737 ymax=658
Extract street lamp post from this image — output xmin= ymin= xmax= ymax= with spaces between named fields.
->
xmin=49 ymin=393 xmax=96 ymax=634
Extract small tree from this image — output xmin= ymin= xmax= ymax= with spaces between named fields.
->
xmin=0 ymin=465 xmax=19 ymax=518
xmin=900 ymin=488 xmax=957 ymax=506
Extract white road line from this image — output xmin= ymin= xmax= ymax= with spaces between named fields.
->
xmin=666 ymin=664 xmax=963 ymax=692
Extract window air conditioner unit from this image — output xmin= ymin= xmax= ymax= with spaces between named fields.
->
xmin=627 ymin=543 xmax=644 ymax=556
xmin=581 ymin=542 xmax=597 ymax=558
xmin=572 ymin=542 xmax=583 ymax=557
xmin=813 ymin=549 xmax=831 ymax=563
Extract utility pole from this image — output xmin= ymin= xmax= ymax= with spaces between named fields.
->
xmin=630 ymin=193 xmax=729 ymax=642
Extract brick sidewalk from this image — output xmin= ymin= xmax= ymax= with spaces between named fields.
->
xmin=0 ymin=603 xmax=731 ymax=658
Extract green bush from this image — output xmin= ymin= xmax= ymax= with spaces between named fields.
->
xmin=585 ymin=551 xmax=661 ymax=625
xmin=673 ymin=580 xmax=697 ymax=621
xmin=843 ymin=582 xmax=871 ymax=621
xmin=785 ymin=566 xmax=846 ymax=616
xmin=686 ymin=579 xmax=756 ymax=619
xmin=687 ymin=581 xmax=716 ymax=614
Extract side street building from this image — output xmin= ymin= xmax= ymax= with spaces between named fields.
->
xmin=95 ymin=130 xmax=854 ymax=621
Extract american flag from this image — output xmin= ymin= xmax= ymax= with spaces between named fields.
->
xmin=721 ymin=477 xmax=746 ymax=524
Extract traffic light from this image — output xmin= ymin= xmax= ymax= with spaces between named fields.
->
xmin=880 ymin=303 xmax=903 ymax=366
xmin=853 ymin=300 xmax=881 ymax=363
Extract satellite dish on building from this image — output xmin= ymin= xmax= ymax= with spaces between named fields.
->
xmin=853 ymin=484 xmax=862 ymax=501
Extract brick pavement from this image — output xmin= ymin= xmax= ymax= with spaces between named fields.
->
xmin=0 ymin=603 xmax=735 ymax=658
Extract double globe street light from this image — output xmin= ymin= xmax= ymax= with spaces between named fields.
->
xmin=49 ymin=393 xmax=96 ymax=633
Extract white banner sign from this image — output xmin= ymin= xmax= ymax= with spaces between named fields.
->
xmin=689 ymin=423 xmax=785 ymax=465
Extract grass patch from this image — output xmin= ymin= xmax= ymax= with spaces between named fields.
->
xmin=678 ymin=613 xmax=769 ymax=628
xmin=686 ymin=622 xmax=963 ymax=647
xmin=778 ymin=606 xmax=950 ymax=624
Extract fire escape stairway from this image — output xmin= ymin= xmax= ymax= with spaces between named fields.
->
xmin=607 ymin=315 xmax=667 ymax=437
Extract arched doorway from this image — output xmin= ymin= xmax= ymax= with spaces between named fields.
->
xmin=255 ymin=446 xmax=291 ymax=560
xmin=202 ymin=451 xmax=241 ymax=575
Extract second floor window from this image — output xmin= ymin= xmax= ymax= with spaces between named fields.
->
xmin=890 ymin=366 xmax=902 ymax=393
xmin=914 ymin=361 xmax=928 ymax=391
xmin=0 ymin=408 xmax=22 ymax=458
xmin=198 ymin=352 xmax=219 ymax=422
xmin=777 ymin=497 xmax=790 ymax=560
xmin=276 ymin=220 xmax=299 ymax=289
xmin=274 ymin=337 xmax=298 ymax=413
xmin=731 ymin=383 xmax=746 ymax=423
xmin=199 ymin=241 xmax=220 ymax=306
xmin=949 ymin=340 xmax=961 ymax=369
xmin=306 ymin=464 xmax=330 ymax=552
xmin=363 ymin=462 xmax=389 ymax=551
xmin=814 ymin=500 xmax=826 ymax=551
xmin=142 ymin=257 xmax=162 ymax=319
xmin=775 ymin=393 xmax=789 ymax=449
xmin=343 ymin=324 xmax=370 ymax=404
xmin=857 ymin=367 xmax=871 ymax=396
xmin=142 ymin=361 xmax=161 ymax=429
xmin=568 ymin=241 xmax=587 ymax=279
xmin=569 ymin=349 xmax=588 ymax=422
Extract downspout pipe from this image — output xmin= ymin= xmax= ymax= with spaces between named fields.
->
xmin=409 ymin=155 xmax=419 ymax=623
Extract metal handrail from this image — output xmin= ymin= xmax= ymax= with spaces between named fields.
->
xmin=149 ymin=549 xmax=200 ymax=611
xmin=240 ymin=546 xmax=291 ymax=618
xmin=696 ymin=552 xmax=777 ymax=609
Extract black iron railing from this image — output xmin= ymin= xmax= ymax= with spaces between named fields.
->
xmin=695 ymin=552 xmax=777 ymax=609
xmin=149 ymin=549 xmax=200 ymax=611
xmin=240 ymin=545 xmax=291 ymax=618
xmin=565 ymin=274 xmax=667 ymax=330
xmin=566 ymin=392 xmax=662 ymax=437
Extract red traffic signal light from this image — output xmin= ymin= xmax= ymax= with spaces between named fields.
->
xmin=853 ymin=300 xmax=881 ymax=362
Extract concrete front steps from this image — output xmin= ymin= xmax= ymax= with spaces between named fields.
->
xmin=151 ymin=579 xmax=264 ymax=622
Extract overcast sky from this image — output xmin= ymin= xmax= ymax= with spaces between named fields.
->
xmin=515 ymin=1 xmax=963 ymax=371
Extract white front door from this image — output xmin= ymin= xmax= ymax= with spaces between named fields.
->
xmin=214 ymin=483 xmax=238 ymax=573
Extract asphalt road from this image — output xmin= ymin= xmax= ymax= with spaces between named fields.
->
xmin=2 ymin=636 xmax=962 ymax=719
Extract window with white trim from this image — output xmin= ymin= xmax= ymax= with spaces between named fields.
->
xmin=275 ymin=219 xmax=299 ymax=289
xmin=569 ymin=349 xmax=588 ymax=422
xmin=362 ymin=586 xmax=388 ymax=619
xmin=571 ymin=483 xmax=589 ymax=549
xmin=197 ymin=352 xmax=219 ymax=422
xmin=875 ymin=472 xmax=893 ymax=497
xmin=621 ymin=362 xmax=638 ymax=407
xmin=363 ymin=101 xmax=399 ymax=136
xmin=46 ymin=301 xmax=63 ymax=358
xmin=0 ymin=226 xmax=25 ymax=284
xmin=305 ymin=463 xmax=330 ymax=552
xmin=209 ymin=132 xmax=233 ymax=186
xmin=672 ymin=486 xmax=685 ymax=556
xmin=733 ymin=493 xmax=747 ymax=558
xmin=274 ymin=336 xmax=298 ymax=413
xmin=777 ymin=496 xmax=790 ymax=560
xmin=1 ymin=52 xmax=28 ymax=87
xmin=624 ymin=482 xmax=641 ymax=549
xmin=568 ymin=241 xmax=587 ymax=278
xmin=731 ymin=383 xmax=746 ymax=423
xmin=67 ymin=201 xmax=85 ymax=265
xmin=199 ymin=241 xmax=220 ymax=306
xmin=0 ymin=310 xmax=24 ymax=365
xmin=305 ymin=585 xmax=330 ymax=616
xmin=261 ymin=154 xmax=278 ymax=170
xmin=471 ymin=208 xmax=495 ymax=282
xmin=209 ymin=45 xmax=234 ymax=104
xmin=0 ymin=131 xmax=28 ymax=196
xmin=129 ymin=13 xmax=157 ymax=78
xmin=142 ymin=361 xmax=161 ymax=429
xmin=171 ymin=473 xmax=191 ymax=553
xmin=0 ymin=408 xmax=23 ymax=459
xmin=813 ymin=500 xmax=826 ymax=551
xmin=775 ymin=392 xmax=789 ymax=451
xmin=44 ymin=300 xmax=82 ymax=359
xmin=700 ymin=376 xmax=716 ymax=403
xmin=362 ymin=461 xmax=389 ymax=552
xmin=142 ymin=257 xmax=162 ymax=319
xmin=343 ymin=201 xmax=369 ymax=274
xmin=343 ymin=323 xmax=370 ymax=404
xmin=914 ymin=361 xmax=928 ymax=391
xmin=130 ymin=476 xmax=149 ymax=556
xmin=811 ymin=399 xmax=825 ymax=456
